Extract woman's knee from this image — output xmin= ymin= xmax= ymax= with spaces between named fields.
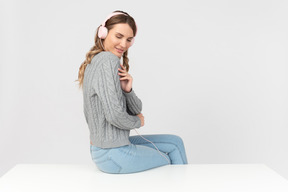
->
xmin=166 ymin=134 xmax=185 ymax=146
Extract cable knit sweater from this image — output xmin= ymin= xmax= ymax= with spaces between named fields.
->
xmin=83 ymin=51 xmax=142 ymax=148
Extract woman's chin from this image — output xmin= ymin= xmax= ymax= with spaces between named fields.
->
xmin=111 ymin=51 xmax=122 ymax=58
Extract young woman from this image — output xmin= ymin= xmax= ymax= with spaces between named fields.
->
xmin=76 ymin=10 xmax=188 ymax=174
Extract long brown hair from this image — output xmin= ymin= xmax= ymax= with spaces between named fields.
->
xmin=75 ymin=10 xmax=137 ymax=89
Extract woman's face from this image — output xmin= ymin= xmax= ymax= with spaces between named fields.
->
xmin=103 ymin=23 xmax=134 ymax=59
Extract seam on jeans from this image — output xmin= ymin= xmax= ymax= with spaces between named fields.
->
xmin=95 ymin=158 xmax=122 ymax=173
xmin=133 ymin=141 xmax=185 ymax=164
xmin=91 ymin=150 xmax=109 ymax=159
xmin=109 ymin=158 xmax=122 ymax=173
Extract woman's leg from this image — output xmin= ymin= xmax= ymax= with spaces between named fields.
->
xmin=90 ymin=144 xmax=170 ymax=174
xmin=129 ymin=134 xmax=188 ymax=164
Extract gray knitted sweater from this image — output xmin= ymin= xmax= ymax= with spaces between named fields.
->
xmin=83 ymin=51 xmax=142 ymax=148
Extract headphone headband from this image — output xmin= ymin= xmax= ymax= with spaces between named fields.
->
xmin=101 ymin=12 xmax=127 ymax=28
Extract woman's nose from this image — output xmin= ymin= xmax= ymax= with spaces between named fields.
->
xmin=120 ymin=39 xmax=127 ymax=48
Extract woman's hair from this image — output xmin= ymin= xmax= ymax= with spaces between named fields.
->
xmin=75 ymin=10 xmax=137 ymax=89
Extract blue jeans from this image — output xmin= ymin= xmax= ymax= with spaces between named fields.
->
xmin=90 ymin=134 xmax=188 ymax=174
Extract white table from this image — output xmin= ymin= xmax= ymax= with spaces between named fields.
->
xmin=0 ymin=164 xmax=288 ymax=192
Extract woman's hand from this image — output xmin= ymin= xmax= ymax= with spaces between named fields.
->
xmin=118 ymin=64 xmax=133 ymax=93
xmin=137 ymin=113 xmax=145 ymax=127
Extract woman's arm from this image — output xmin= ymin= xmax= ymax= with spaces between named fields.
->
xmin=122 ymin=88 xmax=142 ymax=115
xmin=93 ymin=52 xmax=141 ymax=130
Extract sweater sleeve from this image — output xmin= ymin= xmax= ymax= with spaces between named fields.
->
xmin=93 ymin=53 xmax=141 ymax=130
xmin=122 ymin=88 xmax=142 ymax=115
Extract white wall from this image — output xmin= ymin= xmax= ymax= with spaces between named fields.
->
xmin=1 ymin=0 xmax=287 ymax=179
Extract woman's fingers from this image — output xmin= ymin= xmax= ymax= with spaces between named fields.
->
xmin=120 ymin=64 xmax=126 ymax=70
xmin=118 ymin=72 xmax=130 ymax=78
xmin=118 ymin=68 xmax=124 ymax=71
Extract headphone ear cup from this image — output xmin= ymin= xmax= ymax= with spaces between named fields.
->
xmin=98 ymin=26 xmax=108 ymax=39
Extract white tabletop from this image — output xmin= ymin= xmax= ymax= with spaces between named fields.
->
xmin=0 ymin=163 xmax=288 ymax=192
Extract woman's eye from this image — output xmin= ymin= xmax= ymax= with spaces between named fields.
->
xmin=116 ymin=35 xmax=132 ymax=42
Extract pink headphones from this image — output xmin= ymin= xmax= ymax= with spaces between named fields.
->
xmin=98 ymin=12 xmax=137 ymax=46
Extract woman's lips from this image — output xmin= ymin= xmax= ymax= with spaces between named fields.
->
xmin=116 ymin=48 xmax=124 ymax=53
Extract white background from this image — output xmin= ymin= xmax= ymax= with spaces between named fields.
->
xmin=0 ymin=0 xmax=287 ymax=179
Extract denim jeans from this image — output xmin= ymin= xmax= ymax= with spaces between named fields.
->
xmin=90 ymin=134 xmax=188 ymax=174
